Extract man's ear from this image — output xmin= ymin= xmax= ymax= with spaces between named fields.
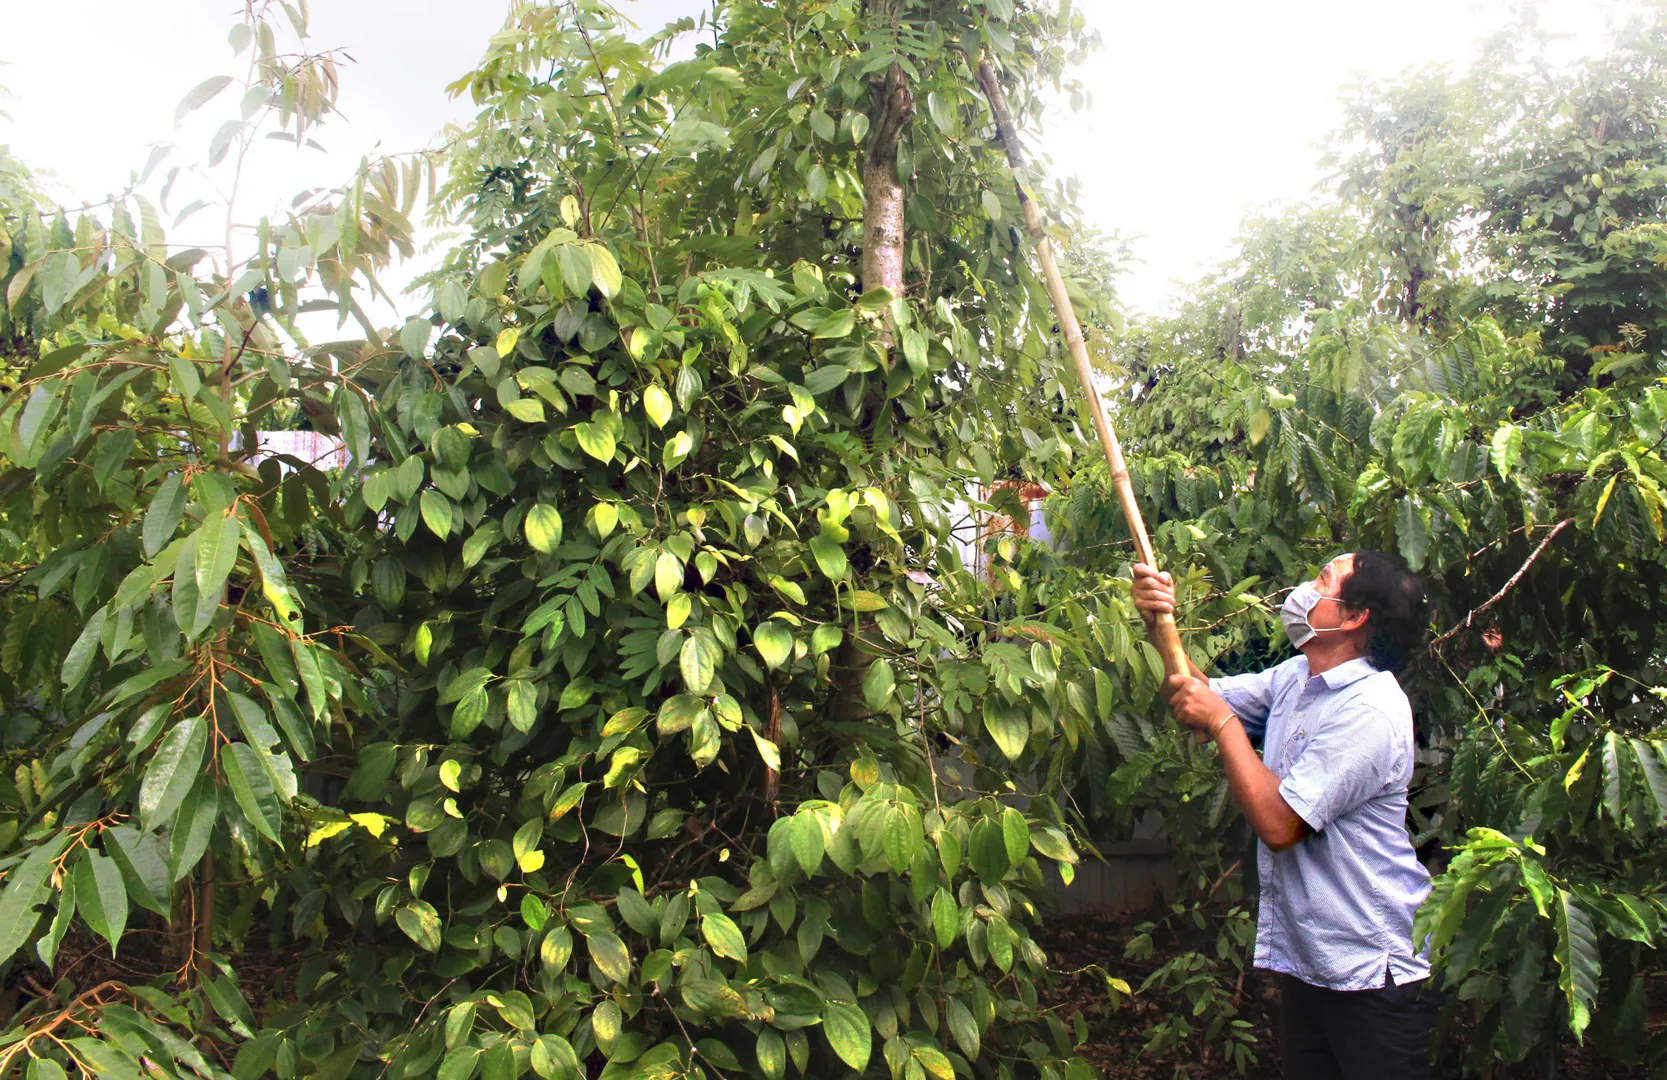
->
xmin=1340 ymin=604 xmax=1371 ymax=633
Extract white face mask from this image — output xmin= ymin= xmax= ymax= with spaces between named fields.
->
xmin=1281 ymin=580 xmax=1345 ymax=649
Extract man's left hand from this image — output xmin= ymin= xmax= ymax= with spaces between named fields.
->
xmin=1161 ymin=674 xmax=1234 ymax=733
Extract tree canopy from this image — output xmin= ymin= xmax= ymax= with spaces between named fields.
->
xmin=0 ymin=3 xmax=1128 ymax=1080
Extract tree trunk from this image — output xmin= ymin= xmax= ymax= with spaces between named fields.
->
xmin=827 ymin=30 xmax=915 ymax=724
xmin=862 ymin=59 xmax=912 ymax=314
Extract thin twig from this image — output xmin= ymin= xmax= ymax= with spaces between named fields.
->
xmin=1430 ymin=518 xmax=1572 ymax=649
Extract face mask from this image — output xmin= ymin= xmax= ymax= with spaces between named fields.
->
xmin=1281 ymin=580 xmax=1345 ymax=649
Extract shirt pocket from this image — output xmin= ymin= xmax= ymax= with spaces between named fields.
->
xmin=1278 ymin=727 xmax=1311 ymax=774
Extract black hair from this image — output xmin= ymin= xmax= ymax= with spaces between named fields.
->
xmin=1338 ymin=550 xmax=1429 ymax=672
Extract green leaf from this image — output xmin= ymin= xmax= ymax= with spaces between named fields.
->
xmin=139 ymin=717 xmax=207 ymax=830
xmin=0 ymin=832 xmax=69 ymax=965
xmin=143 ymin=474 xmax=189 ymax=557
xmin=756 ymin=1028 xmax=786 ymax=1080
xmin=681 ymin=633 xmax=718 ymax=694
xmin=575 ymin=421 xmax=615 ymax=461
xmin=587 ymin=929 xmax=632 ymax=982
xmin=1029 ymin=824 xmax=1077 ymax=864
xmin=1601 ymin=730 xmax=1625 ymax=823
xmin=931 ymin=888 xmax=959 ymax=949
xmin=987 ymin=913 xmax=1014 ymax=972
xmin=1492 ymin=424 xmax=1522 ymax=478
xmin=104 ymin=827 xmax=168 ymax=916
xmin=654 ymin=551 xmax=683 ymax=601
xmin=506 ymin=397 xmax=545 ymax=423
xmin=1630 ymin=738 xmax=1667 ymax=824
xmin=914 ymin=1045 xmax=955 ymax=1080
xmin=812 ymin=309 xmax=855 ymax=339
xmin=401 ymin=317 xmax=432 ymax=362
xmin=169 ymin=776 xmax=218 ymax=882
xmin=804 ymin=365 xmax=849 ymax=396
xmin=882 ymin=804 xmax=921 ymax=872
xmin=862 ymin=659 xmax=895 ymax=711
xmin=1395 ymin=497 xmax=1431 ymax=571
xmin=927 ymin=90 xmax=955 ymax=133
xmin=981 ymin=189 xmax=1002 ymax=221
xmin=822 ymin=1001 xmax=871 ymax=1072
xmin=74 ymin=850 xmax=127 ymax=955
xmin=1002 ymin=807 xmax=1030 ymax=868
xmin=224 ymin=742 xmax=283 ymax=841
xmin=37 ymin=878 xmax=74 ymax=969
xmin=420 ymin=489 xmax=454 ymax=539
xmin=808 ymin=534 xmax=847 ymax=579
xmin=983 ymin=699 xmax=1029 ymax=761
xmin=969 ymin=817 xmax=1010 ymax=884
xmin=495 ymin=990 xmax=537 ymax=1032
xmin=702 ymin=910 xmax=748 ymax=963
xmin=398 ymin=900 xmax=443 ymax=952
xmin=1555 ymin=890 xmax=1600 ymax=1039
xmin=1520 ymin=858 xmax=1555 ymax=919
xmin=507 ymin=680 xmax=539 ymax=733
xmin=439 ymin=667 xmax=492 ymax=705
xmin=61 ymin=606 xmax=108 ymax=690
xmin=175 ymin=75 xmax=234 ymax=123
xmin=754 ymin=620 xmax=793 ymax=669
xmin=790 ymin=812 xmax=824 ymax=875
xmin=616 ymin=887 xmax=658 ymax=937
xmin=194 ymin=508 xmax=241 ymax=604
xmin=945 ymin=996 xmax=980 ymax=1060
xmin=525 ymin=504 xmax=564 ymax=553
xmin=203 ymin=973 xmax=256 ymax=1037
xmin=438 ymin=1047 xmax=480 ymax=1080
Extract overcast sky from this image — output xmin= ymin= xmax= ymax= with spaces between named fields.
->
xmin=0 ymin=0 xmax=1624 ymax=318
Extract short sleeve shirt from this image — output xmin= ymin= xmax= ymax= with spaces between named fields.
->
xmin=1211 ymin=655 xmax=1432 ymax=990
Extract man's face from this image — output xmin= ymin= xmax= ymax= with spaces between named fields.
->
xmin=1308 ymin=553 xmax=1355 ymax=634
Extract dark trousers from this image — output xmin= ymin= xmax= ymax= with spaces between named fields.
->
xmin=1279 ymin=973 xmax=1439 ymax=1080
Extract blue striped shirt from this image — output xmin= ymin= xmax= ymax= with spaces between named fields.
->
xmin=1212 ymin=655 xmax=1432 ymax=990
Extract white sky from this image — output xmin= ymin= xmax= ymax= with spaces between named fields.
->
xmin=0 ymin=0 xmax=1625 ymax=319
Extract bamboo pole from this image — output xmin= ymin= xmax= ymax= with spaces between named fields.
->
xmin=975 ymin=58 xmax=1191 ymax=681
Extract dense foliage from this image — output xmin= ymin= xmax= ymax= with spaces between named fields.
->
xmin=10 ymin=2 xmax=1667 ymax=1079
xmin=1044 ymin=11 xmax=1667 ymax=1076
xmin=0 ymin=4 xmax=1150 ymax=1080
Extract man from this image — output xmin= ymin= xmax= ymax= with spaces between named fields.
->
xmin=1131 ymin=551 xmax=1436 ymax=1080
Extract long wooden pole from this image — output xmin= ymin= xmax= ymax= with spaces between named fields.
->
xmin=975 ymin=58 xmax=1191 ymax=681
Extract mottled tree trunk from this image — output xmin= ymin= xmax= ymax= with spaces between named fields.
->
xmin=862 ymin=59 xmax=912 ymax=311
xmin=827 ymin=16 xmax=915 ymax=724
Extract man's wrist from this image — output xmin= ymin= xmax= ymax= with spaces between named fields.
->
xmin=1208 ymin=713 xmax=1237 ymax=741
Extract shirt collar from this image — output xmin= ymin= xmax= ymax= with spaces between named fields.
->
xmin=1316 ymin=656 xmax=1378 ymax=690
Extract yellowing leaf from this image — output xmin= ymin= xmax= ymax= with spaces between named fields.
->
xmin=525 ymin=504 xmax=563 ymax=553
xmin=1593 ymin=473 xmax=1619 ymax=528
xmin=588 ymin=245 xmax=623 ymax=297
xmin=305 ymin=820 xmax=352 ymax=847
xmin=754 ymin=620 xmax=793 ymax=669
xmin=643 ymin=383 xmax=673 ymax=428
xmin=575 ymin=421 xmax=615 ymax=462
xmin=349 ymin=812 xmax=390 ymax=837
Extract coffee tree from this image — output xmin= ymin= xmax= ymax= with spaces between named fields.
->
xmin=0 ymin=1 xmax=1133 ymax=1080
